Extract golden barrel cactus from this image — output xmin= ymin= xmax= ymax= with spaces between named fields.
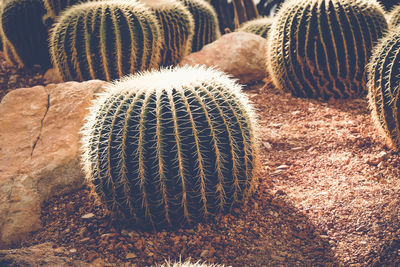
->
xmin=267 ymin=0 xmax=388 ymax=99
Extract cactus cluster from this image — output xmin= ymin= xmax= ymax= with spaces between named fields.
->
xmin=367 ymin=30 xmax=400 ymax=151
xmin=266 ymin=0 xmax=388 ymax=99
xmin=141 ymin=0 xmax=194 ymax=67
xmin=49 ymin=0 xmax=162 ymax=82
xmin=237 ymin=17 xmax=273 ymax=38
xmin=81 ymin=66 xmax=259 ymax=229
xmin=179 ymin=0 xmax=220 ymax=52
xmin=0 ymin=0 xmax=50 ymax=67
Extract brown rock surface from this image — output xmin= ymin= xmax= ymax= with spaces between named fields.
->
xmin=0 ymin=80 xmax=108 ymax=248
xmin=180 ymin=32 xmax=267 ymax=84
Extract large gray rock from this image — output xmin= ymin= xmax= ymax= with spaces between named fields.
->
xmin=180 ymin=32 xmax=267 ymax=84
xmin=0 ymin=80 xmax=108 ymax=248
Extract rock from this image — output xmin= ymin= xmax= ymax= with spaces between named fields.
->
xmin=180 ymin=32 xmax=268 ymax=84
xmin=0 ymin=243 xmax=87 ymax=266
xmin=0 ymin=80 xmax=108 ymax=248
xmin=44 ymin=68 xmax=63 ymax=84
xmin=126 ymin=252 xmax=137 ymax=259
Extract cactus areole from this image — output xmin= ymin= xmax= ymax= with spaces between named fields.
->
xmin=266 ymin=0 xmax=388 ymax=99
xmin=81 ymin=66 xmax=259 ymax=229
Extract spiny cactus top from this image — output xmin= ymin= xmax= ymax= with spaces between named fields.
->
xmin=140 ymin=0 xmax=194 ymax=66
xmin=179 ymin=0 xmax=220 ymax=52
xmin=266 ymin=0 xmax=388 ymax=99
xmin=388 ymin=5 xmax=400 ymax=27
xmin=49 ymin=0 xmax=162 ymax=82
xmin=237 ymin=17 xmax=273 ymax=38
xmin=0 ymin=0 xmax=50 ymax=67
xmin=81 ymin=65 xmax=259 ymax=229
xmin=367 ymin=29 xmax=400 ymax=151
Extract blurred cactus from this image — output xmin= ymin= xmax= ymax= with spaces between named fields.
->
xmin=367 ymin=30 xmax=400 ymax=151
xmin=237 ymin=17 xmax=273 ymax=38
xmin=0 ymin=0 xmax=50 ymax=67
xmin=267 ymin=0 xmax=388 ymax=99
xmin=377 ymin=0 xmax=400 ymax=11
xmin=43 ymin=0 xmax=89 ymax=20
xmin=179 ymin=0 xmax=220 ymax=52
xmin=141 ymin=0 xmax=194 ymax=66
xmin=257 ymin=0 xmax=284 ymax=16
xmin=81 ymin=66 xmax=259 ymax=229
xmin=49 ymin=0 xmax=162 ymax=82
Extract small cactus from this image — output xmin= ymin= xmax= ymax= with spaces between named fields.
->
xmin=237 ymin=17 xmax=273 ymax=38
xmin=178 ymin=0 xmax=220 ymax=52
xmin=49 ymin=0 xmax=162 ymax=82
xmin=141 ymin=0 xmax=194 ymax=66
xmin=0 ymin=0 xmax=50 ymax=67
xmin=81 ymin=66 xmax=259 ymax=229
xmin=367 ymin=29 xmax=400 ymax=151
xmin=266 ymin=0 xmax=388 ymax=99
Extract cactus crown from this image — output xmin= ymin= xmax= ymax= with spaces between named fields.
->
xmin=49 ymin=0 xmax=162 ymax=82
xmin=0 ymin=0 xmax=50 ymax=67
xmin=81 ymin=65 xmax=259 ymax=229
xmin=367 ymin=29 xmax=400 ymax=151
xmin=237 ymin=16 xmax=273 ymax=38
xmin=179 ymin=0 xmax=220 ymax=52
xmin=266 ymin=0 xmax=388 ymax=99
xmin=141 ymin=0 xmax=194 ymax=66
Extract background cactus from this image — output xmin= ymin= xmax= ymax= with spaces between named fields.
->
xmin=367 ymin=30 xmax=400 ymax=151
xmin=140 ymin=0 xmax=194 ymax=66
xmin=43 ymin=0 xmax=88 ymax=18
xmin=237 ymin=16 xmax=273 ymax=38
xmin=377 ymin=0 xmax=400 ymax=11
xmin=49 ymin=0 xmax=162 ymax=82
xmin=81 ymin=66 xmax=259 ymax=229
xmin=266 ymin=0 xmax=388 ymax=99
xmin=0 ymin=0 xmax=50 ymax=67
xmin=178 ymin=0 xmax=220 ymax=52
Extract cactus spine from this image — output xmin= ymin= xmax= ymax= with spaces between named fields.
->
xmin=49 ymin=0 xmax=162 ymax=82
xmin=367 ymin=30 xmax=400 ymax=151
xmin=266 ymin=0 xmax=388 ymax=99
xmin=81 ymin=66 xmax=259 ymax=229
xmin=179 ymin=0 xmax=220 ymax=52
xmin=0 ymin=0 xmax=50 ymax=67
xmin=141 ymin=0 xmax=194 ymax=66
xmin=237 ymin=17 xmax=273 ymax=38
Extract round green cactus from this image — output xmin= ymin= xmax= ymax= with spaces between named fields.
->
xmin=237 ymin=17 xmax=273 ymax=38
xmin=49 ymin=0 xmax=162 ymax=82
xmin=178 ymin=0 xmax=220 ymax=52
xmin=266 ymin=0 xmax=388 ymax=99
xmin=367 ymin=30 xmax=400 ymax=151
xmin=81 ymin=66 xmax=259 ymax=229
xmin=0 ymin=0 xmax=50 ymax=67
xmin=141 ymin=0 xmax=194 ymax=66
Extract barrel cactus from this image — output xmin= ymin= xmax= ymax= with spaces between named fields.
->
xmin=0 ymin=0 xmax=50 ymax=67
xmin=266 ymin=0 xmax=388 ymax=99
xmin=141 ymin=0 xmax=194 ymax=66
xmin=81 ymin=66 xmax=259 ymax=229
xmin=49 ymin=0 xmax=162 ymax=82
xmin=388 ymin=5 xmax=400 ymax=27
xmin=367 ymin=30 xmax=400 ymax=151
xmin=178 ymin=0 xmax=220 ymax=52
xmin=237 ymin=17 xmax=273 ymax=38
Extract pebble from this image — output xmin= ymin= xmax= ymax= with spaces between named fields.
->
xmin=125 ymin=252 xmax=137 ymax=259
xmin=69 ymin=248 xmax=77 ymax=253
xmin=200 ymin=250 xmax=209 ymax=257
xmin=81 ymin=213 xmax=95 ymax=219
xmin=263 ymin=142 xmax=272 ymax=151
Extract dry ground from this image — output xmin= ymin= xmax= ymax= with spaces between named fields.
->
xmin=2 ymin=56 xmax=400 ymax=266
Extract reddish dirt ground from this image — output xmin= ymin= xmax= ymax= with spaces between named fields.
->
xmin=2 ymin=57 xmax=400 ymax=266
